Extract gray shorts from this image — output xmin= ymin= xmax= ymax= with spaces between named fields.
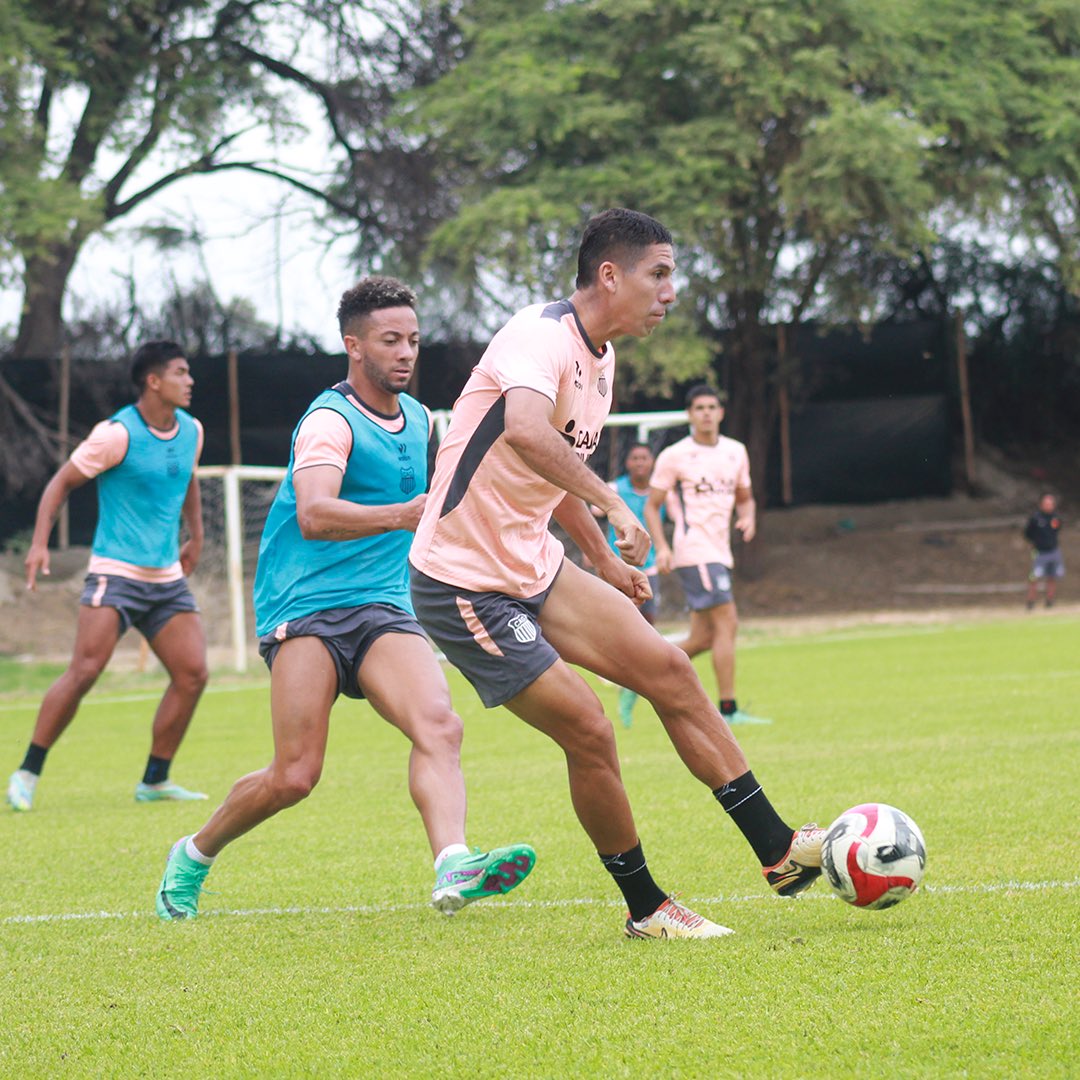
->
xmin=80 ymin=573 xmax=199 ymax=641
xmin=409 ymin=567 xmax=560 ymax=708
xmin=639 ymin=571 xmax=660 ymax=621
xmin=675 ymin=562 xmax=734 ymax=611
xmin=258 ymin=604 xmax=426 ymax=701
xmin=1031 ymin=550 xmax=1065 ymax=579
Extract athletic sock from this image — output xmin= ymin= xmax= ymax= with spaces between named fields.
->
xmin=599 ymin=841 xmax=669 ymax=922
xmin=142 ymin=755 xmax=171 ymax=786
xmin=185 ymin=836 xmax=215 ymax=866
xmin=719 ymin=699 xmax=737 ymax=716
xmin=19 ymin=743 xmax=48 ymax=777
xmin=714 ymin=770 xmax=795 ymax=867
xmin=434 ymin=843 xmax=470 ymax=871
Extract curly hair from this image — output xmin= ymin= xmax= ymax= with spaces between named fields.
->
xmin=336 ymin=276 xmax=417 ymax=336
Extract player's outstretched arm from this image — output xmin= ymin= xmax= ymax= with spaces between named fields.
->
xmin=24 ymin=462 xmax=91 ymax=590
xmin=554 ymin=495 xmax=651 ymax=603
xmin=294 ymin=464 xmax=426 ymax=541
xmin=643 ymin=487 xmax=673 ymax=573
xmin=503 ymin=388 xmax=622 ymax=508
xmin=733 ymin=484 xmax=757 ymax=543
xmin=179 ymin=473 xmax=205 ymax=576
xmin=554 ymin=493 xmax=619 ymax=567
xmin=503 ymin=387 xmax=649 ymax=564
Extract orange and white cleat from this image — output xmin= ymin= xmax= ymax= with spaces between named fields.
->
xmin=763 ymin=823 xmax=826 ymax=896
xmin=624 ymin=896 xmax=734 ymax=939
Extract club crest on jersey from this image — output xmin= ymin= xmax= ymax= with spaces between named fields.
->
xmin=597 ymin=373 xmax=608 ymax=397
xmin=400 ymin=466 xmax=416 ymax=494
xmin=507 ymin=613 xmax=537 ymax=644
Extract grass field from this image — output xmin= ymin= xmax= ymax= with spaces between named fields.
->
xmin=1 ymin=614 xmax=1077 ymax=1078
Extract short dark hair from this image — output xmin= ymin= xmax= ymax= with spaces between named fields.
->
xmin=575 ymin=208 xmax=673 ymax=289
xmin=685 ymin=384 xmax=726 ymax=408
xmin=131 ymin=340 xmax=185 ymax=392
xmin=625 ymin=442 xmax=653 ymax=461
xmin=337 ymin=276 xmax=417 ymax=337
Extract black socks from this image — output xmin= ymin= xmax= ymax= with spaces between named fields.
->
xmin=19 ymin=743 xmax=48 ymax=776
xmin=714 ymin=770 xmax=794 ymax=867
xmin=142 ymin=755 xmax=172 ymax=786
xmin=599 ymin=842 xmax=668 ymax=922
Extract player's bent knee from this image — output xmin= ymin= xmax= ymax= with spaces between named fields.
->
xmin=563 ymin=712 xmax=619 ymax=769
xmin=645 ymin=641 xmax=697 ymax=688
xmin=173 ymin=665 xmax=209 ymax=696
xmin=411 ymin=707 xmax=464 ymax=756
xmin=271 ymin=765 xmax=322 ymax=807
xmin=68 ymin=658 xmax=107 ymax=694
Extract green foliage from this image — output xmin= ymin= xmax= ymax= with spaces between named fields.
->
xmin=0 ymin=614 xmax=1077 ymax=1075
xmin=407 ymin=0 xmax=1080 ymax=467
xmin=0 ymin=0 xmax=436 ymax=359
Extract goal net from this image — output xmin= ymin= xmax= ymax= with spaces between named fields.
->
xmin=193 ymin=465 xmax=285 ymax=672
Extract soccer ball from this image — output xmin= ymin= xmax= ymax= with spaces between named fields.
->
xmin=821 ymin=803 xmax=926 ymax=910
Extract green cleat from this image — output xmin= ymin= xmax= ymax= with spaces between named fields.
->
xmin=725 ymin=709 xmax=772 ymax=726
xmin=6 ymin=770 xmax=37 ymax=812
xmin=156 ymin=836 xmax=211 ymax=920
xmin=136 ymin=780 xmax=208 ymax=802
xmin=431 ymin=843 xmax=536 ymax=915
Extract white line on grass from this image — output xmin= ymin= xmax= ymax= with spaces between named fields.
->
xmin=0 ymin=681 xmax=267 ymax=713
xmin=3 ymin=877 xmax=1077 ymax=927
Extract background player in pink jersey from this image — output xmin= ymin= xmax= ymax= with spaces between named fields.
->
xmin=8 ymin=341 xmax=208 ymax=811
xmin=644 ymin=385 xmax=770 ymax=725
xmin=410 ymin=208 xmax=824 ymax=940
xmin=590 ymin=442 xmax=664 ymax=727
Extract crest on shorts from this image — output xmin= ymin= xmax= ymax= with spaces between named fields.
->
xmin=400 ymin=466 xmax=416 ymax=495
xmin=507 ymin=613 xmax=537 ymax=644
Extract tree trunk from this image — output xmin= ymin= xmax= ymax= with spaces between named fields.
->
xmin=725 ymin=309 xmax=773 ymax=507
xmin=12 ymin=243 xmax=82 ymax=360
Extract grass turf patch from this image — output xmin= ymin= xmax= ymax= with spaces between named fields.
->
xmin=1 ymin=614 xmax=1077 ymax=1077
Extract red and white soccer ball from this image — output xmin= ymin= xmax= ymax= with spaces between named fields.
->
xmin=821 ymin=803 xmax=927 ymax=910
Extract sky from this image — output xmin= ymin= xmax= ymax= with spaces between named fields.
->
xmin=1 ymin=168 xmax=358 ymax=353
xmin=0 ymin=51 xmax=370 ymax=354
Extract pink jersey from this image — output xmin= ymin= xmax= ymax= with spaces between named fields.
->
xmin=650 ymin=434 xmax=750 ymax=569
xmin=70 ymin=415 xmax=204 ymax=582
xmin=410 ymin=300 xmax=614 ymax=597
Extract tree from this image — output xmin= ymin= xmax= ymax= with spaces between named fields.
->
xmin=406 ymin=0 xmax=1077 ymax=486
xmin=0 ymin=0 xmax=466 ymax=501
xmin=0 ymin=0 xmax=454 ymax=361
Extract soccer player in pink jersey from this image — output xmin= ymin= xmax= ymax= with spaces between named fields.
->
xmin=410 ymin=208 xmax=825 ymax=940
xmin=644 ymin=385 xmax=770 ymax=726
xmin=7 ymin=342 xmax=209 ymax=812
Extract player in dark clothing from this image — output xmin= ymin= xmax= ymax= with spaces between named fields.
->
xmin=1024 ymin=493 xmax=1064 ymax=609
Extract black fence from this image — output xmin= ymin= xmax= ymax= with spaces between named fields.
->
xmin=1 ymin=319 xmax=955 ymax=547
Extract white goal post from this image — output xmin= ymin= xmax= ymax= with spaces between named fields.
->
xmin=197 ymin=409 xmax=687 ymax=672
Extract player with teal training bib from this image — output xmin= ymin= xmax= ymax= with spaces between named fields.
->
xmin=595 ymin=443 xmax=664 ymax=727
xmin=156 ymin=276 xmax=535 ymax=921
xmin=7 ymin=341 xmax=209 ymax=813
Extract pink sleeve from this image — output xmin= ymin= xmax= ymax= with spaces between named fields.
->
xmin=293 ymin=408 xmax=352 ymax=472
xmin=649 ymin=445 xmax=679 ymax=494
xmin=69 ymin=420 xmax=129 ymax=479
xmin=489 ymin=321 xmax=567 ymax=405
xmin=736 ymin=445 xmax=752 ymax=489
